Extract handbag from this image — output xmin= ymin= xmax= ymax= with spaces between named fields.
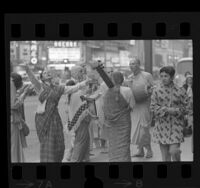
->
xmin=183 ymin=126 xmax=192 ymax=137
xmin=21 ymin=119 xmax=30 ymax=137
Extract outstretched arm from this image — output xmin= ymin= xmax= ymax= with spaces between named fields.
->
xmin=89 ymin=61 xmax=114 ymax=88
xmin=23 ymin=64 xmax=42 ymax=93
xmin=63 ymin=79 xmax=89 ymax=95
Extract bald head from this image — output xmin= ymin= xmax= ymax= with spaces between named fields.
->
xmin=71 ymin=65 xmax=85 ymax=81
xmin=129 ymin=57 xmax=141 ymax=74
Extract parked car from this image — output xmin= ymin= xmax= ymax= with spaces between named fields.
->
xmin=174 ymin=57 xmax=193 ymax=87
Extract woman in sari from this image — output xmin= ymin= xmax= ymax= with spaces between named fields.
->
xmin=10 ymin=73 xmax=31 ymax=162
xmin=103 ymin=71 xmax=135 ymax=162
xmin=23 ymin=64 xmax=91 ymax=162
xmin=150 ymin=66 xmax=189 ymax=161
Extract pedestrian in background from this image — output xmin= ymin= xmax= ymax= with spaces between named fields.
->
xmin=150 ymin=66 xmax=189 ymax=161
xmin=182 ymin=74 xmax=193 ymax=152
xmin=10 ymin=73 xmax=31 ymax=162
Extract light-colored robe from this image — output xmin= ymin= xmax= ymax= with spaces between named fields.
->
xmin=126 ymin=71 xmax=153 ymax=146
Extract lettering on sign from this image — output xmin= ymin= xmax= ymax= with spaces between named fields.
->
xmin=54 ymin=41 xmax=78 ymax=48
xmin=30 ymin=43 xmax=38 ymax=64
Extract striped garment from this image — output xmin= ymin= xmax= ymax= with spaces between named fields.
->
xmin=35 ymin=85 xmax=65 ymax=162
xmin=68 ymin=102 xmax=89 ymax=131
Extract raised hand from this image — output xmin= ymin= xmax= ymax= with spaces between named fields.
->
xmin=88 ymin=60 xmax=102 ymax=70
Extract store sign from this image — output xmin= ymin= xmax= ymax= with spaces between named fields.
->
xmin=111 ymin=57 xmax=120 ymax=63
xmin=19 ymin=44 xmax=30 ymax=61
xmin=10 ymin=42 xmax=17 ymax=60
xmin=119 ymin=51 xmax=130 ymax=67
xmin=54 ymin=41 xmax=78 ymax=48
xmin=130 ymin=40 xmax=135 ymax=45
xmin=155 ymin=40 xmax=169 ymax=49
xmin=161 ymin=40 xmax=169 ymax=48
xmin=48 ymin=48 xmax=81 ymax=61
xmin=30 ymin=42 xmax=38 ymax=64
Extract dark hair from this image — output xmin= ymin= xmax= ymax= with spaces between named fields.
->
xmin=112 ymin=71 xmax=124 ymax=85
xmin=11 ymin=72 xmax=23 ymax=90
xmin=110 ymin=71 xmax=124 ymax=102
xmin=66 ymin=80 xmax=75 ymax=86
xmin=160 ymin=66 xmax=175 ymax=78
xmin=185 ymin=71 xmax=192 ymax=77
xmin=40 ymin=69 xmax=44 ymax=81
xmin=66 ymin=80 xmax=76 ymax=104
xmin=130 ymin=57 xmax=141 ymax=65
xmin=64 ymin=67 xmax=69 ymax=71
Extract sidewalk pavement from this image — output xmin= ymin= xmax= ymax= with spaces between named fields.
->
xmin=24 ymin=130 xmax=193 ymax=163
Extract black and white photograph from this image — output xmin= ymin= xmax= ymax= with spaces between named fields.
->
xmin=10 ymin=40 xmax=193 ymax=163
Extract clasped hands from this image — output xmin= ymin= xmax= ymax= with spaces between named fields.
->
xmin=167 ymin=107 xmax=179 ymax=115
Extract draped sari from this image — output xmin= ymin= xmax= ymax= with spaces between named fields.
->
xmin=35 ymin=84 xmax=65 ymax=162
xmin=103 ymin=87 xmax=132 ymax=162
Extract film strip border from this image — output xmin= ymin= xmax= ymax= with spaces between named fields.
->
xmin=5 ymin=13 xmax=198 ymax=39
xmin=5 ymin=13 xmax=200 ymax=188
xmin=10 ymin=163 xmax=195 ymax=187
xmin=9 ymin=21 xmax=191 ymax=38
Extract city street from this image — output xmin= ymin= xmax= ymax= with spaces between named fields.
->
xmin=23 ymin=96 xmax=193 ymax=162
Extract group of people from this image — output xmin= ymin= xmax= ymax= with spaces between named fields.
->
xmin=10 ymin=57 xmax=193 ymax=163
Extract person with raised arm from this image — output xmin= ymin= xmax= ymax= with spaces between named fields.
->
xmin=23 ymin=63 xmax=91 ymax=162
xmin=90 ymin=61 xmax=135 ymax=162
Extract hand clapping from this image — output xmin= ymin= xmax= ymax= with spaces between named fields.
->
xmin=167 ymin=107 xmax=177 ymax=115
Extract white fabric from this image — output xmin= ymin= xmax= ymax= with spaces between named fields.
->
xmin=187 ymin=86 xmax=193 ymax=98
xmin=119 ymin=86 xmax=136 ymax=110
xmin=129 ymin=71 xmax=153 ymax=144
xmin=36 ymin=100 xmax=47 ymax=114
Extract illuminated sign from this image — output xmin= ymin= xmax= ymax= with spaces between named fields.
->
xmin=19 ymin=44 xmax=30 ymax=61
xmin=54 ymin=41 xmax=78 ymax=48
xmin=48 ymin=48 xmax=81 ymax=61
xmin=30 ymin=42 xmax=38 ymax=64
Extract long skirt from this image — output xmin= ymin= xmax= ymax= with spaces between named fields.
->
xmin=37 ymin=112 xmax=65 ymax=162
xmin=11 ymin=123 xmax=25 ymax=163
xmin=132 ymin=124 xmax=151 ymax=148
xmin=107 ymin=113 xmax=131 ymax=162
xmin=131 ymin=102 xmax=152 ymax=148
xmin=71 ymin=116 xmax=91 ymax=162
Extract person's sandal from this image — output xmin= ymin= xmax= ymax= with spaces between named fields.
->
xmin=145 ymin=152 xmax=153 ymax=158
xmin=132 ymin=151 xmax=145 ymax=157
